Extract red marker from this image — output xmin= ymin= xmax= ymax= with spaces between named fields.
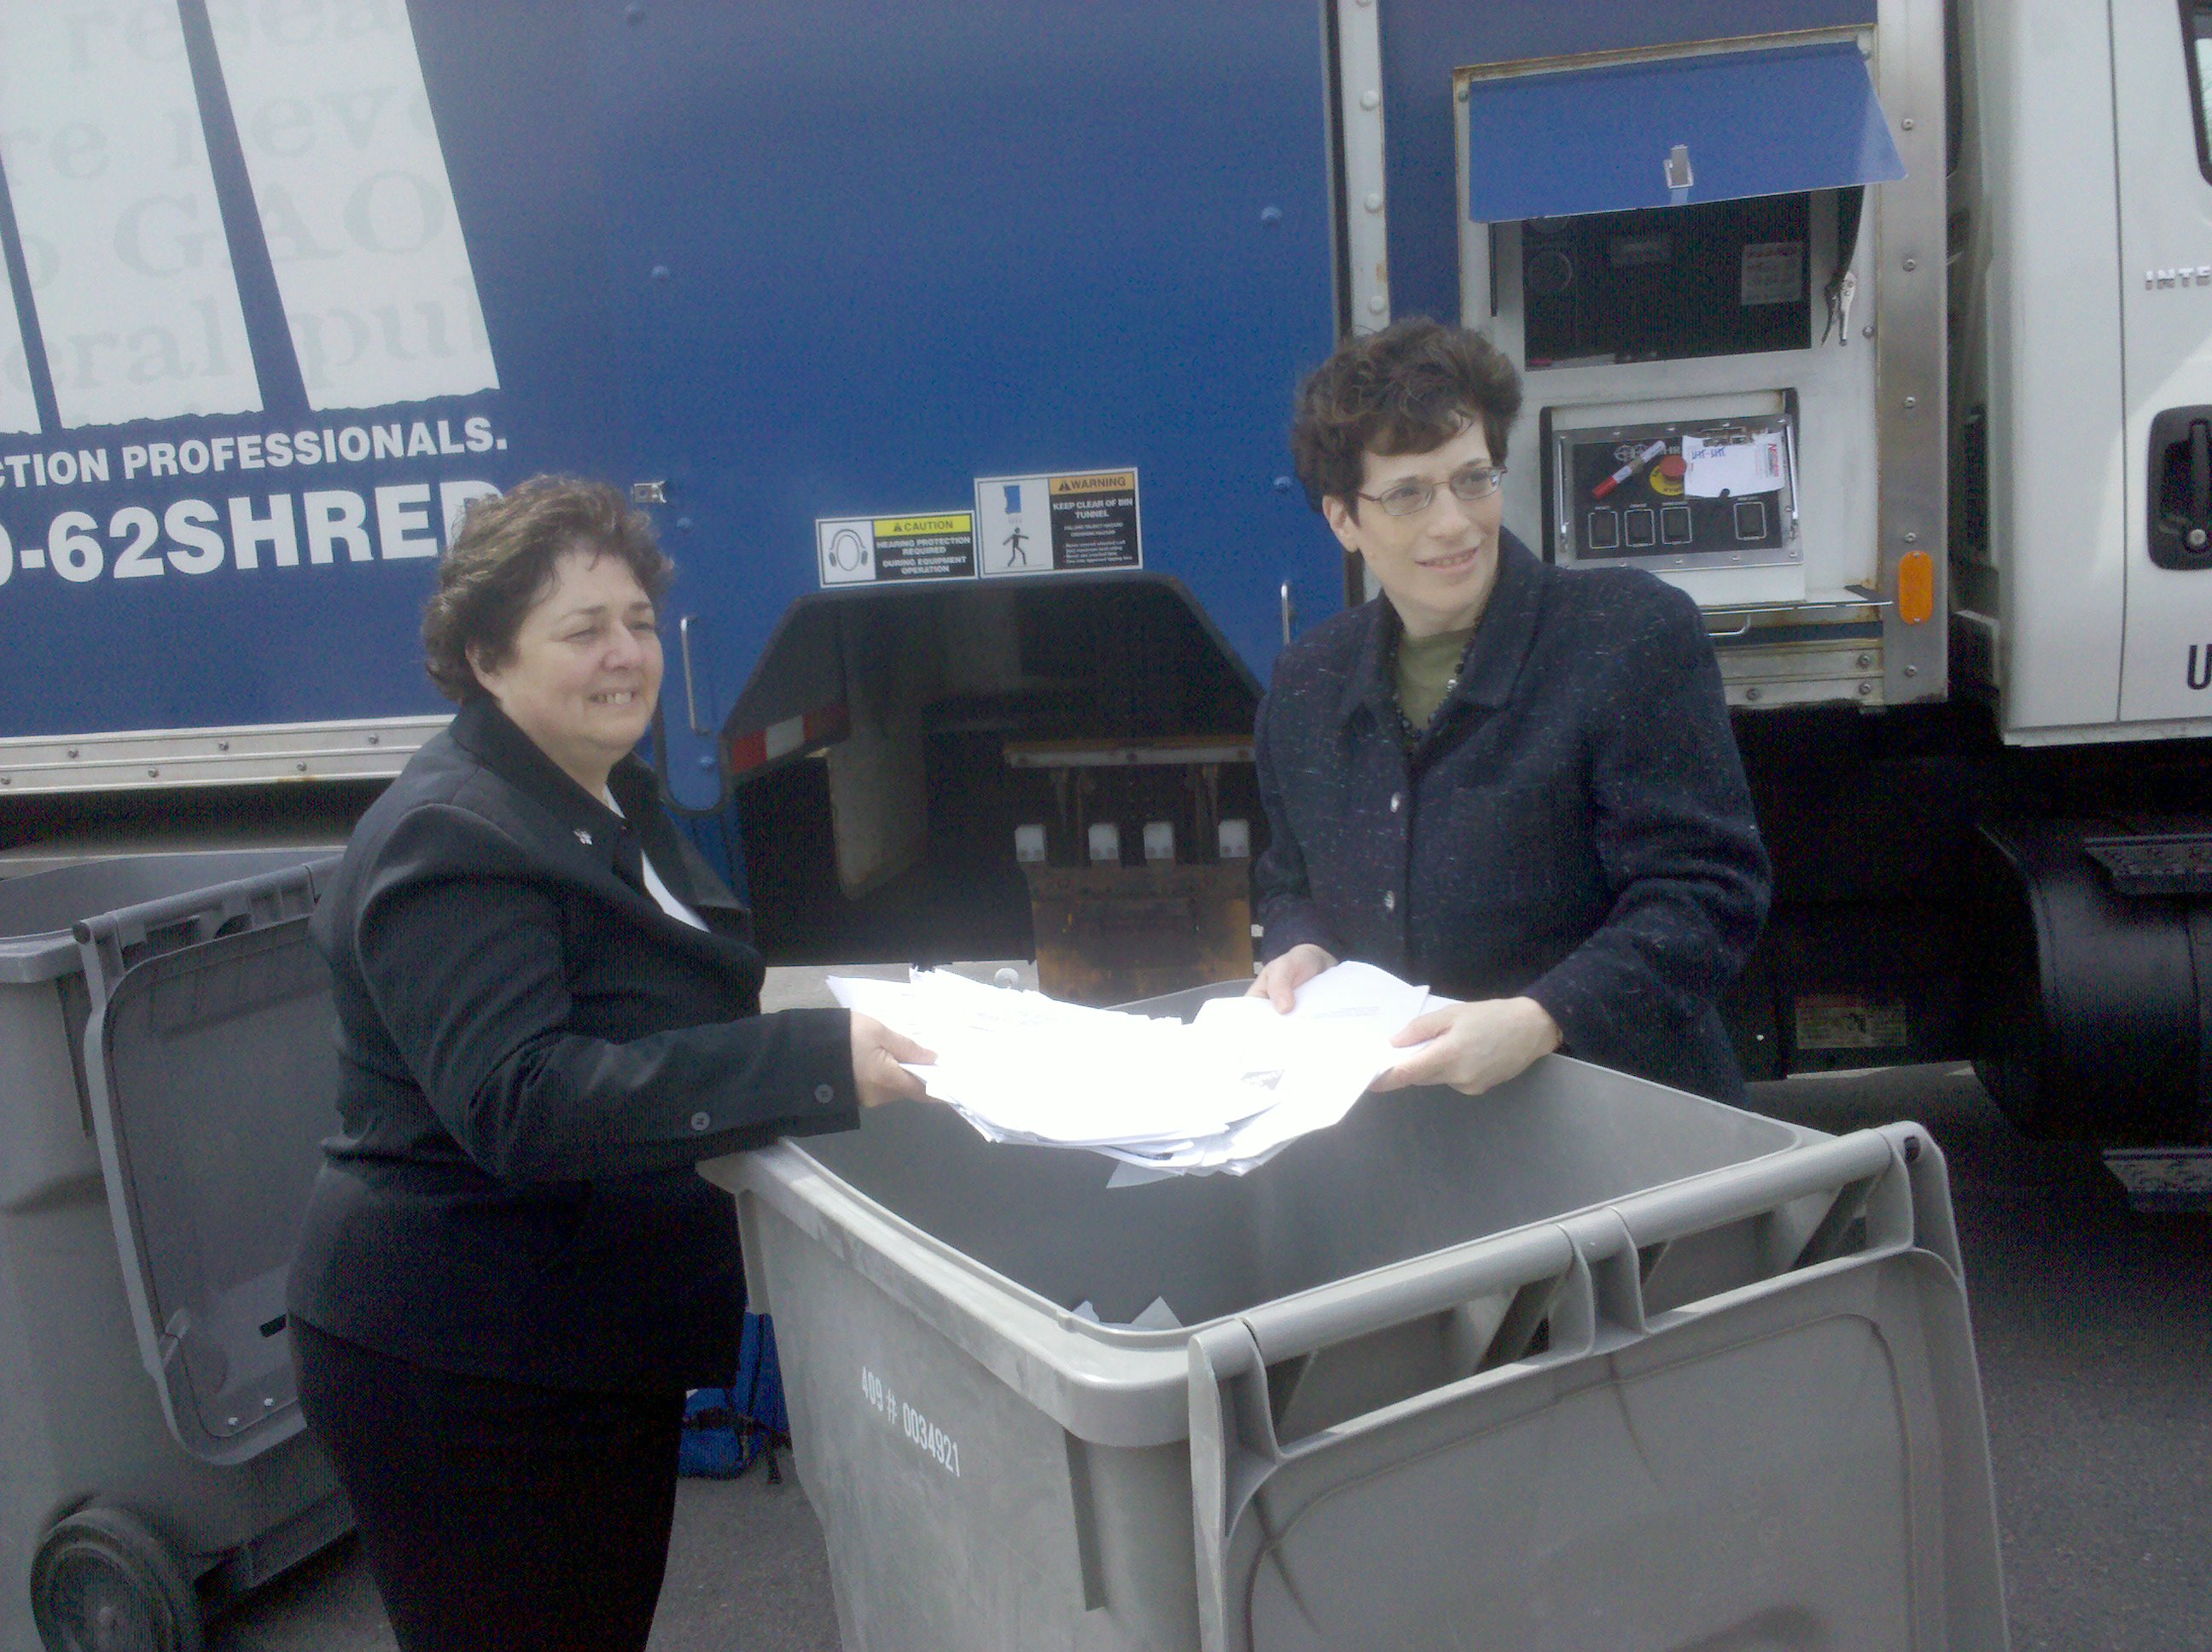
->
xmin=1592 ymin=439 xmax=1668 ymax=499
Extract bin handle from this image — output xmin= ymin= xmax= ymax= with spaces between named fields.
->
xmin=1592 ymin=1126 xmax=1901 ymax=1251
xmin=1231 ymin=1223 xmax=1577 ymax=1371
xmin=74 ymin=857 xmax=336 ymax=1006
xmin=1186 ymin=1228 xmax=1590 ymax=1652
xmin=1229 ymin=1129 xmax=1902 ymax=1372
xmin=1190 ymin=1318 xmax=1265 ymax=1652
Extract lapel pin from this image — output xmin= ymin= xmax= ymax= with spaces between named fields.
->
xmin=574 ymin=828 xmax=593 ymax=846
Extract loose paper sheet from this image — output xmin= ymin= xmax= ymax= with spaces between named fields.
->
xmin=829 ymin=963 xmax=1435 ymax=1178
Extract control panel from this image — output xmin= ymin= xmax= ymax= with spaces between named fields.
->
xmin=1545 ymin=406 xmax=1801 ymax=577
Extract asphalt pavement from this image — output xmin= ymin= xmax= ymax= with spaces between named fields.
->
xmin=201 ymin=972 xmax=2209 ymax=1652
xmin=1752 ymin=1063 xmax=2211 ymax=1652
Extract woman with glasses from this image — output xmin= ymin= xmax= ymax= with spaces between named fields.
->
xmin=1249 ymin=318 xmax=1769 ymax=1102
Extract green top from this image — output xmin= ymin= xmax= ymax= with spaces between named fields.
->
xmin=1394 ymin=625 xmax=1476 ymax=737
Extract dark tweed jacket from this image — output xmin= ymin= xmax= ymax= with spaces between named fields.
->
xmin=1254 ymin=532 xmax=1769 ymax=1100
xmin=290 ymin=695 xmax=855 ymax=1394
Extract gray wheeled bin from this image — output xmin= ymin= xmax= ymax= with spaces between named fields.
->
xmin=702 ymin=983 xmax=2007 ymax=1652
xmin=0 ymin=853 xmax=352 ymax=1652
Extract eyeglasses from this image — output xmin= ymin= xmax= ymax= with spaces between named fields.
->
xmin=1357 ymin=463 xmax=1508 ymax=517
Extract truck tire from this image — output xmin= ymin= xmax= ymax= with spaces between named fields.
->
xmin=1971 ymin=818 xmax=2209 ymax=1142
xmin=30 ymin=1507 xmax=203 ymax=1652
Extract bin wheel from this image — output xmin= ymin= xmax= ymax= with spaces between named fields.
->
xmin=29 ymin=1507 xmax=203 ymax=1652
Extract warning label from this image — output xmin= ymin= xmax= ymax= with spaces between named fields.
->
xmin=815 ymin=512 xmax=976 ymax=586
xmin=1793 ymin=994 xmax=1909 ymax=1050
xmin=974 ymin=468 xmax=1142 ymax=578
xmin=1740 ymin=241 xmax=1805 ymax=307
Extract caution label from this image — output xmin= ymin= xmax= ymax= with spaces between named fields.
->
xmin=815 ymin=511 xmax=976 ymax=586
xmin=1793 ymin=994 xmax=1909 ymax=1050
xmin=974 ymin=468 xmax=1142 ymax=578
xmin=1740 ymin=241 xmax=1805 ymax=307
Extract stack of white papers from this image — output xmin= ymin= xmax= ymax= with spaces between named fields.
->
xmin=827 ymin=962 xmax=1433 ymax=1183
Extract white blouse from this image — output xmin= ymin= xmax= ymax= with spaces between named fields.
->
xmin=601 ymin=790 xmax=708 ymax=930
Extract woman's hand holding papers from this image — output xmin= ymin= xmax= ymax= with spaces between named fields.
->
xmin=1251 ymin=953 xmax=1557 ymax=1097
xmin=1249 ymin=943 xmax=1339 ymax=1012
xmin=1371 ymin=997 xmax=1560 ymax=1096
xmin=851 ymin=1014 xmax=937 ymax=1108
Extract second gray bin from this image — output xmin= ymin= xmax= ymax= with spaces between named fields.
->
xmin=704 ymin=985 xmax=2006 ymax=1652
xmin=0 ymin=852 xmax=350 ymax=1652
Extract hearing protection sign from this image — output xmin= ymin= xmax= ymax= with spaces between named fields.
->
xmin=815 ymin=512 xmax=977 ymax=585
xmin=816 ymin=470 xmax=1141 ymax=586
xmin=974 ymin=468 xmax=1142 ymax=577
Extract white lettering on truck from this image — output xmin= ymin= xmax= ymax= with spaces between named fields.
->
xmin=0 ymin=478 xmax=497 ymax=589
xmin=0 ymin=0 xmax=500 ymax=436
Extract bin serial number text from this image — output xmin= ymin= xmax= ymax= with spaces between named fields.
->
xmin=860 ymin=1365 xmax=962 ymax=1479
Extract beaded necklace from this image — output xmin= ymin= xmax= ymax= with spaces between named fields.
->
xmin=1390 ymin=625 xmax=1480 ymax=749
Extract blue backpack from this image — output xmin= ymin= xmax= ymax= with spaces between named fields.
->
xmin=679 ymin=1311 xmax=790 ymax=1480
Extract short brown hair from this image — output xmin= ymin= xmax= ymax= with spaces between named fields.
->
xmin=1290 ymin=317 xmax=1523 ymax=515
xmin=422 ymin=476 xmax=672 ymax=702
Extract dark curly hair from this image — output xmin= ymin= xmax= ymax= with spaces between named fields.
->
xmin=421 ymin=476 xmax=672 ymax=702
xmin=1290 ymin=317 xmax=1523 ymax=515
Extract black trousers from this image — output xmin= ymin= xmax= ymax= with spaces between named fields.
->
xmin=292 ymin=1321 xmax=688 ymax=1652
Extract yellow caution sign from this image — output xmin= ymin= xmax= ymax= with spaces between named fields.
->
xmin=815 ymin=509 xmax=977 ymax=587
xmin=876 ymin=514 xmax=972 ymax=537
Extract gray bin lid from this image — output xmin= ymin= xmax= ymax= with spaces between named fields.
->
xmin=76 ymin=858 xmax=339 ymax=1467
xmin=0 ymin=850 xmax=336 ymax=982
xmin=1186 ymin=1135 xmax=2004 ymax=1650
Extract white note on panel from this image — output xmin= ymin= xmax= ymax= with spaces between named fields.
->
xmin=211 ymin=3 xmax=499 ymax=410
xmin=0 ymin=1 xmax=264 ymax=428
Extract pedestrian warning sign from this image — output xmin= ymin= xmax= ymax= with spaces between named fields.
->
xmin=974 ymin=468 xmax=1142 ymax=578
xmin=815 ymin=512 xmax=977 ymax=586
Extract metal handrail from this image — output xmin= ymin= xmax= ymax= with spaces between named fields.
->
xmin=1702 ymin=587 xmax=1889 ymax=639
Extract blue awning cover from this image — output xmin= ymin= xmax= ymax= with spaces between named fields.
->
xmin=1464 ymin=41 xmax=1907 ymax=223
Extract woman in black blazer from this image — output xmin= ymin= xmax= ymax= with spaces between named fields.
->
xmin=288 ymin=477 xmax=930 ymax=1652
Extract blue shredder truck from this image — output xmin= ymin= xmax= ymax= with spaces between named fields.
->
xmin=0 ymin=0 xmax=2207 ymax=1642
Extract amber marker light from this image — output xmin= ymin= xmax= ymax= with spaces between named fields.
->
xmin=1897 ymin=550 xmax=1936 ymax=625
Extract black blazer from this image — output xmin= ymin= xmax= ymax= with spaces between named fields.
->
xmin=1254 ymin=533 xmax=1770 ymax=1101
xmin=288 ymin=695 xmax=856 ymax=1394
